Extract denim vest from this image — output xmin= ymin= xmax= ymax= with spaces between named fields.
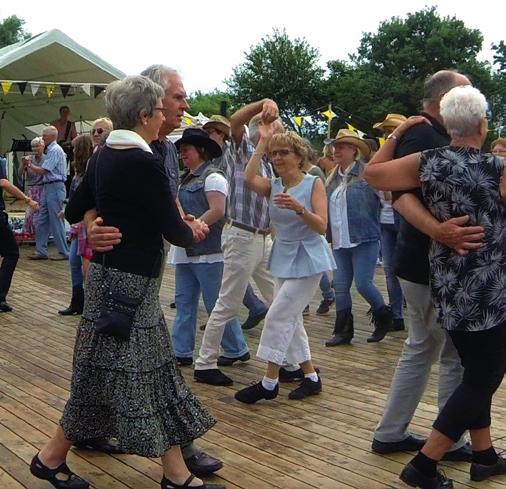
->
xmin=178 ymin=160 xmax=225 ymax=257
xmin=326 ymin=160 xmax=380 ymax=243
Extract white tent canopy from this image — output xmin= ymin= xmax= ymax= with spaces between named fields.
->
xmin=0 ymin=29 xmax=125 ymax=153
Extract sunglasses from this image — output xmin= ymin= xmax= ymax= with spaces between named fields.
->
xmin=92 ymin=128 xmax=104 ymax=135
xmin=270 ymin=148 xmax=292 ymax=158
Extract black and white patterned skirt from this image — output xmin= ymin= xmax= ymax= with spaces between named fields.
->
xmin=60 ymin=263 xmax=215 ymax=458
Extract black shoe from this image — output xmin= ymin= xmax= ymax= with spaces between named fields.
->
xmin=73 ymin=438 xmax=126 ymax=454
xmin=393 ymin=318 xmax=405 ymax=331
xmin=241 ymin=310 xmax=267 ymax=330
xmin=194 ymin=369 xmax=233 ymax=386
xmin=316 ymin=298 xmax=334 ymax=315
xmin=0 ymin=301 xmax=13 ymax=312
xmin=217 ymin=352 xmax=250 ymax=366
xmin=184 ymin=451 xmax=223 ymax=476
xmin=176 ymin=357 xmax=193 ymax=367
xmin=400 ymin=463 xmax=453 ymax=488
xmin=235 ymin=381 xmax=278 ymax=404
xmin=441 ymin=442 xmax=472 ymax=462
xmin=288 ymin=376 xmax=322 ymax=400
xmin=161 ymin=474 xmax=224 ymax=489
xmin=325 ymin=308 xmax=354 ymax=347
xmin=302 ymin=304 xmax=310 ymax=316
xmin=278 ymin=366 xmax=320 ymax=383
xmin=372 ymin=434 xmax=426 ymax=454
xmin=470 ymin=456 xmax=506 ymax=481
xmin=58 ymin=285 xmax=84 ymax=316
xmin=30 ymin=454 xmax=90 ymax=489
xmin=367 ymin=305 xmax=393 ymax=343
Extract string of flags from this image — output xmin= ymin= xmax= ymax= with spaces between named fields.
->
xmin=0 ymin=80 xmax=108 ymax=98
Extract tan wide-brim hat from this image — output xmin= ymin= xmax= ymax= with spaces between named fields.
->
xmin=373 ymin=113 xmax=407 ymax=131
xmin=331 ymin=129 xmax=371 ymax=159
xmin=203 ymin=115 xmax=231 ymax=137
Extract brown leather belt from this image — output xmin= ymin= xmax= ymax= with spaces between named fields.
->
xmin=227 ymin=219 xmax=269 ymax=235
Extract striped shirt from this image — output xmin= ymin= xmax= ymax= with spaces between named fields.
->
xmin=150 ymin=138 xmax=180 ymax=200
xmin=41 ymin=141 xmax=67 ymax=183
xmin=224 ymin=133 xmax=272 ymax=229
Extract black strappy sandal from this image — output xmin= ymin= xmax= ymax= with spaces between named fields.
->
xmin=30 ymin=454 xmax=90 ymax=489
xmin=161 ymin=474 xmax=225 ymax=489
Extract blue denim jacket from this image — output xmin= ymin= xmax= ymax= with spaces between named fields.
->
xmin=178 ymin=160 xmax=225 ymax=256
xmin=326 ymin=160 xmax=380 ymax=244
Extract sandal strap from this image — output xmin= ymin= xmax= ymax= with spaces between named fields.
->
xmin=183 ymin=474 xmax=195 ymax=486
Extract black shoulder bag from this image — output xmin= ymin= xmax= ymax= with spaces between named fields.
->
xmin=93 ymin=152 xmax=159 ymax=340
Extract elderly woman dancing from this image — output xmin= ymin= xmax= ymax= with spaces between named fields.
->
xmin=30 ymin=76 xmax=224 ymax=489
xmin=235 ymin=126 xmax=335 ymax=404
xmin=364 ymin=85 xmax=506 ymax=489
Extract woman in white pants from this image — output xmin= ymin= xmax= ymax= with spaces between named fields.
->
xmin=235 ymin=127 xmax=335 ymax=403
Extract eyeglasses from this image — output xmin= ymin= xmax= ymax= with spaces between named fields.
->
xmin=154 ymin=107 xmax=168 ymax=112
xmin=92 ymin=128 xmax=104 ymax=135
xmin=270 ymin=148 xmax=293 ymax=158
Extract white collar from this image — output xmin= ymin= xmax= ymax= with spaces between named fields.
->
xmin=106 ymin=130 xmax=153 ymax=154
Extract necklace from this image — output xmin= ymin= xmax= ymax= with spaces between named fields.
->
xmin=282 ymin=173 xmax=304 ymax=191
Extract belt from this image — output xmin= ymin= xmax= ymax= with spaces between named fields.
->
xmin=226 ymin=219 xmax=269 ymax=235
xmin=42 ymin=180 xmax=65 ymax=185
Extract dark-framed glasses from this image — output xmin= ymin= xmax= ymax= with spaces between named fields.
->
xmin=92 ymin=128 xmax=104 ymax=135
xmin=271 ymin=148 xmax=293 ymax=158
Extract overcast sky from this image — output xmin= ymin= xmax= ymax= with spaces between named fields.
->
xmin=1 ymin=1 xmax=503 ymax=95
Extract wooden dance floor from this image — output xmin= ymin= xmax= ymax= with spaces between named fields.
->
xmin=1 ymin=247 xmax=505 ymax=489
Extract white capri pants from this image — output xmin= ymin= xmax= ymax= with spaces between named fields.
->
xmin=257 ymin=274 xmax=322 ymax=365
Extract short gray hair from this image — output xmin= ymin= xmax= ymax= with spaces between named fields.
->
xmin=31 ymin=136 xmax=44 ymax=147
xmin=440 ymin=85 xmax=488 ymax=138
xmin=42 ymin=125 xmax=58 ymax=138
xmin=423 ymin=70 xmax=465 ymax=106
xmin=140 ymin=64 xmax=179 ymax=90
xmin=105 ymin=75 xmax=164 ymax=130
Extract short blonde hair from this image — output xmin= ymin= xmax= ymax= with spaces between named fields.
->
xmin=491 ymin=137 xmax=506 ymax=151
xmin=268 ymin=131 xmax=308 ymax=167
xmin=92 ymin=117 xmax=113 ymax=132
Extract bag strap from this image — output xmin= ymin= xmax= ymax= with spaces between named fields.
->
xmin=63 ymin=121 xmax=72 ymax=142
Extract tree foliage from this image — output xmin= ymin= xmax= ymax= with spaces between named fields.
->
xmin=0 ymin=15 xmax=30 ymax=48
xmin=187 ymin=90 xmax=233 ymax=118
xmin=226 ymin=29 xmax=325 ymax=121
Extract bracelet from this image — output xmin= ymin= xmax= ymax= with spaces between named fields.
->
xmin=387 ymin=133 xmax=399 ymax=141
xmin=295 ymin=207 xmax=305 ymax=216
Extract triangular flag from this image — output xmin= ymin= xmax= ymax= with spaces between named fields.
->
xmin=81 ymin=84 xmax=91 ymax=96
xmin=293 ymin=116 xmax=303 ymax=127
xmin=30 ymin=83 xmax=40 ymax=96
xmin=93 ymin=85 xmax=105 ymax=98
xmin=183 ymin=116 xmax=193 ymax=126
xmin=46 ymin=84 xmax=56 ymax=98
xmin=356 ymin=129 xmax=366 ymax=138
xmin=378 ymin=137 xmax=385 ymax=147
xmin=17 ymin=82 xmax=27 ymax=95
xmin=322 ymin=109 xmax=336 ymax=120
xmin=303 ymin=116 xmax=314 ymax=125
xmin=60 ymin=84 xmax=71 ymax=98
xmin=1 ymin=81 xmax=12 ymax=95
xmin=346 ymin=123 xmax=358 ymax=134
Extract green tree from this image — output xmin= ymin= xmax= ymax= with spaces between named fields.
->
xmin=324 ymin=7 xmax=494 ymax=133
xmin=0 ymin=15 xmax=31 ymax=48
xmin=226 ymin=29 xmax=325 ymax=123
xmin=187 ymin=90 xmax=233 ymax=118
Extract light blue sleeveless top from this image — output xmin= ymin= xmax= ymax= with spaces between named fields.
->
xmin=268 ymin=174 xmax=336 ymax=279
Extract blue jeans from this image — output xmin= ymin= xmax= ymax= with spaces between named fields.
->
xmin=242 ymin=283 xmax=268 ymax=317
xmin=36 ymin=182 xmax=69 ymax=257
xmin=172 ymin=262 xmax=249 ymax=359
xmin=333 ymin=241 xmax=385 ymax=312
xmin=381 ymin=223 xmax=403 ymax=319
xmin=69 ymin=239 xmax=83 ymax=287
xmin=319 ymin=273 xmax=335 ymax=301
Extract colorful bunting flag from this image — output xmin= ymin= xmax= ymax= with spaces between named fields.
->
xmin=378 ymin=137 xmax=385 ymax=147
xmin=81 ymin=84 xmax=91 ymax=96
xmin=303 ymin=116 xmax=314 ymax=125
xmin=46 ymin=84 xmax=56 ymax=98
xmin=1 ymin=81 xmax=12 ymax=95
xmin=293 ymin=116 xmax=303 ymax=127
xmin=60 ymin=84 xmax=71 ymax=98
xmin=30 ymin=83 xmax=40 ymax=96
xmin=17 ymin=82 xmax=27 ymax=95
xmin=346 ymin=123 xmax=357 ymax=134
xmin=322 ymin=109 xmax=336 ymax=120
xmin=93 ymin=85 xmax=105 ymax=98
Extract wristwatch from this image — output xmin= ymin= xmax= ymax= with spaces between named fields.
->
xmin=295 ymin=207 xmax=305 ymax=215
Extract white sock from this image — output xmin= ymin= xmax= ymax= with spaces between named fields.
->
xmin=262 ymin=376 xmax=279 ymax=391
xmin=305 ymin=372 xmax=319 ymax=382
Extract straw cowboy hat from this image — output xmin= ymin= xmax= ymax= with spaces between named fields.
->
xmin=331 ymin=129 xmax=371 ymax=159
xmin=175 ymin=127 xmax=222 ymax=159
xmin=202 ymin=115 xmax=231 ymax=136
xmin=373 ymin=113 xmax=407 ymax=131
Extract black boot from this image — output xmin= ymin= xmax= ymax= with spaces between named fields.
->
xmin=325 ymin=308 xmax=354 ymax=346
xmin=367 ymin=305 xmax=393 ymax=343
xmin=58 ymin=285 xmax=84 ymax=316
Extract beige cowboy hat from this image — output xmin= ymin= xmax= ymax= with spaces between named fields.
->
xmin=331 ymin=129 xmax=371 ymax=159
xmin=373 ymin=113 xmax=407 ymax=131
xmin=203 ymin=115 xmax=231 ymax=136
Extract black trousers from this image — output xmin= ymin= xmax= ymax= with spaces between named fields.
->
xmin=433 ymin=323 xmax=506 ymax=442
xmin=0 ymin=212 xmax=19 ymax=302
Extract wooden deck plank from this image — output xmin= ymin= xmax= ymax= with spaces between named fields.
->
xmin=0 ymin=246 xmax=505 ymax=489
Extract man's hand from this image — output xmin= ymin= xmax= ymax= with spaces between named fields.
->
xmin=184 ymin=217 xmax=209 ymax=243
xmin=28 ymin=199 xmax=39 ymax=212
xmin=433 ymin=215 xmax=484 ymax=255
xmin=88 ymin=216 xmax=122 ymax=252
xmin=261 ymin=99 xmax=278 ymax=124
